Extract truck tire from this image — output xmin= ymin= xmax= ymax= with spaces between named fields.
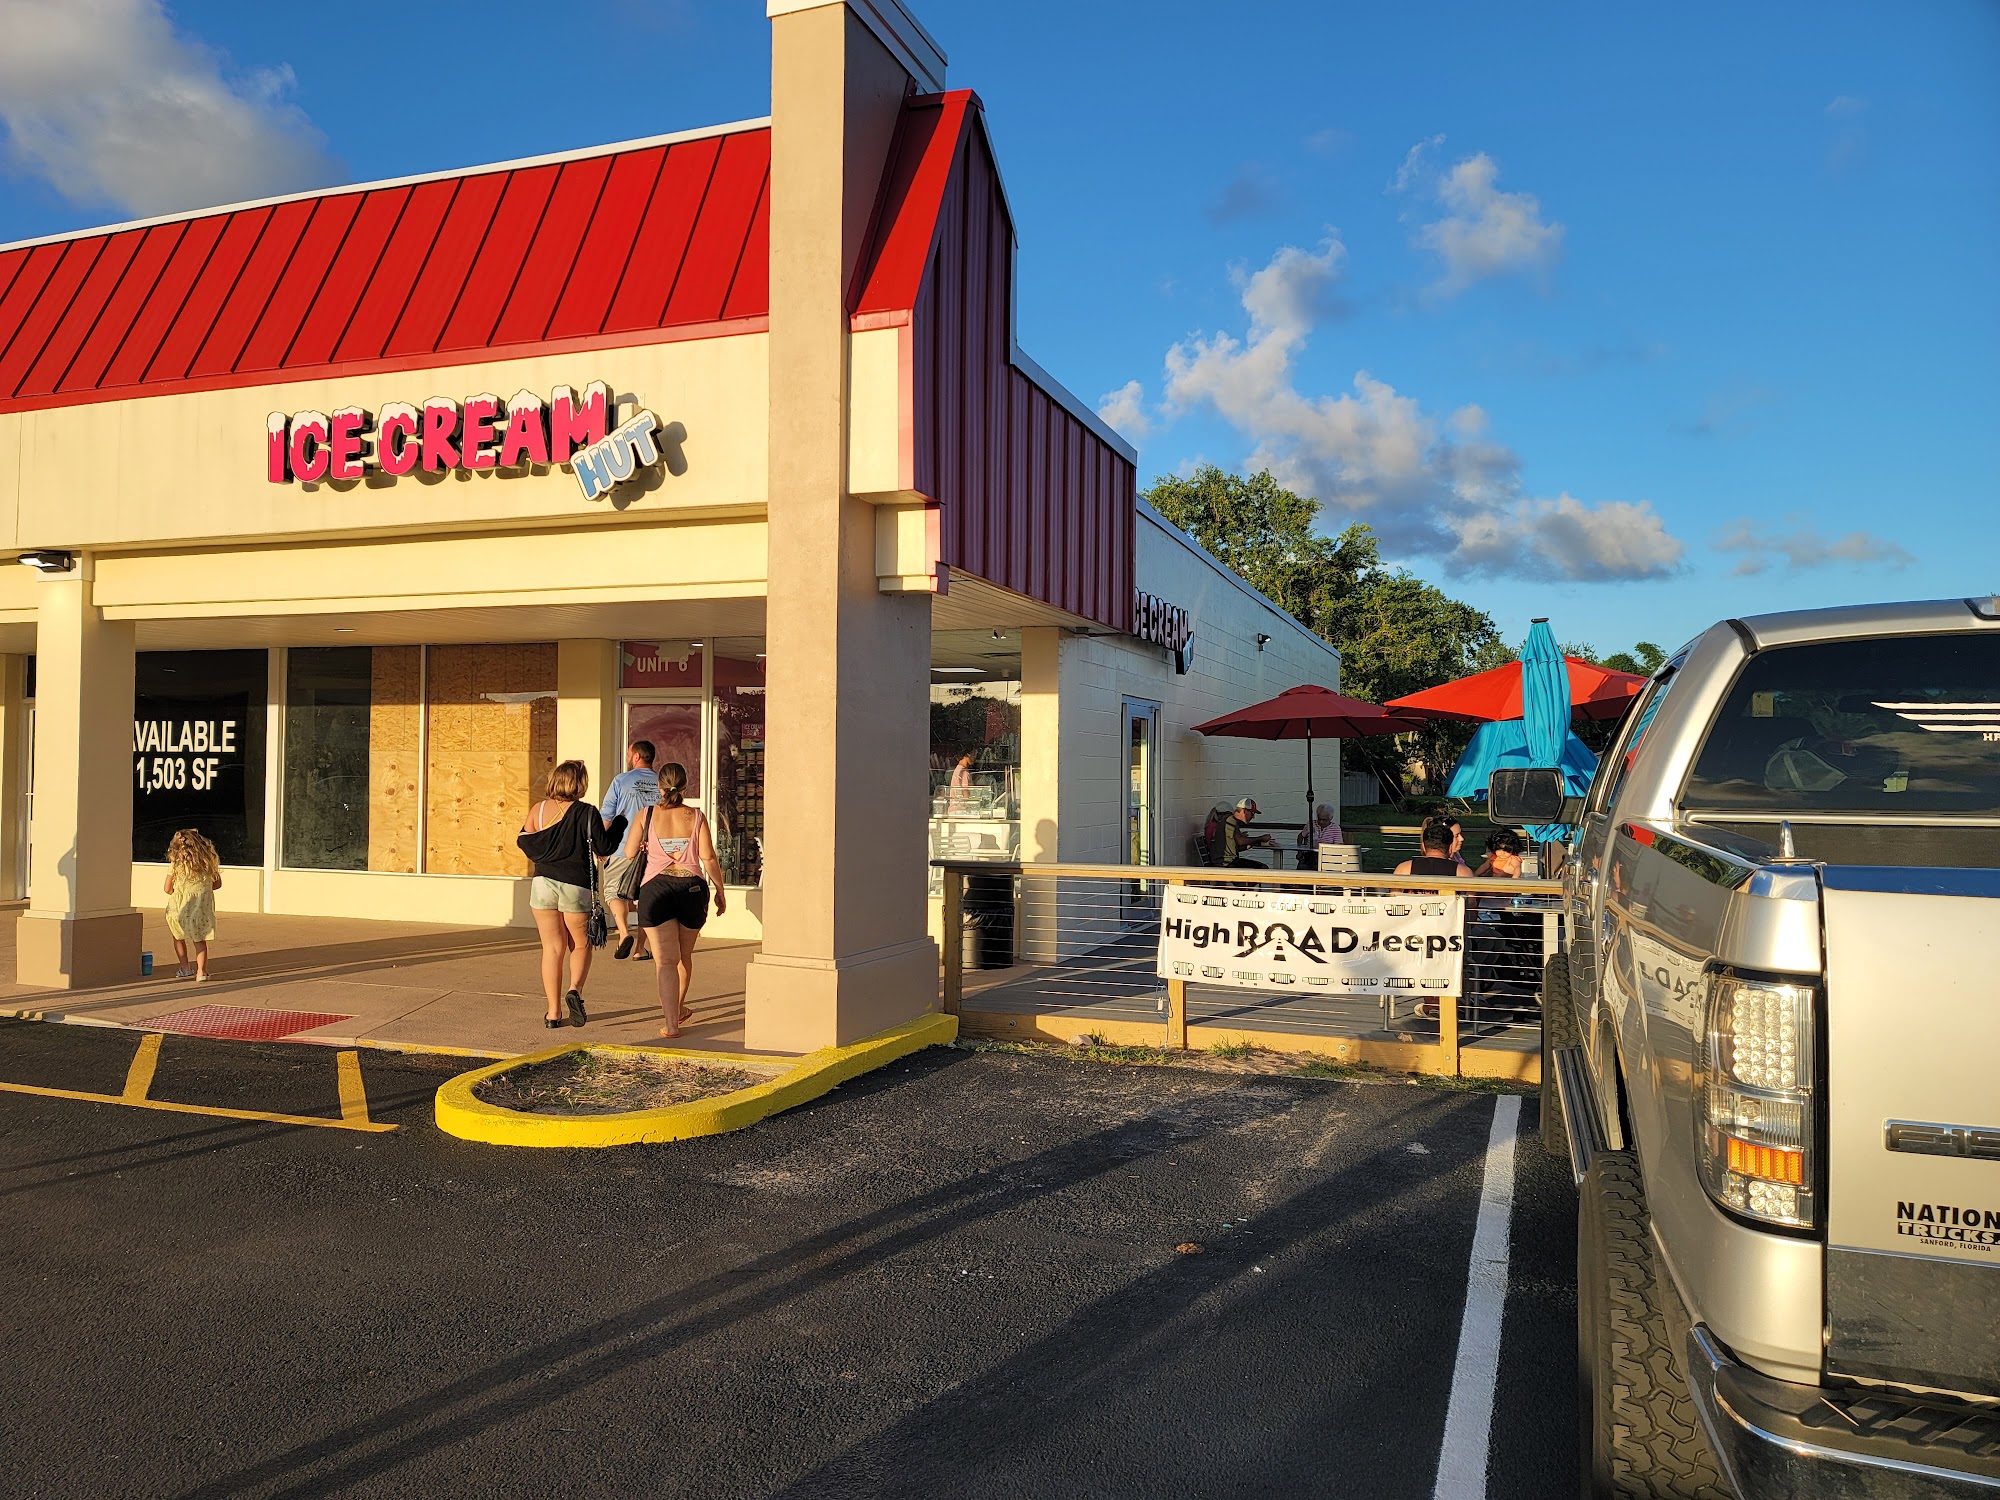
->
xmin=1577 ymin=1150 xmax=1732 ymax=1498
xmin=1541 ymin=951 xmax=1578 ymax=1158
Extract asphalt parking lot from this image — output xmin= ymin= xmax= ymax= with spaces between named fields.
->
xmin=0 ymin=1019 xmax=1578 ymax=1499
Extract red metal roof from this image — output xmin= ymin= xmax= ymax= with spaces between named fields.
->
xmin=877 ymin=92 xmax=1137 ymax=632
xmin=0 ymin=125 xmax=771 ymax=414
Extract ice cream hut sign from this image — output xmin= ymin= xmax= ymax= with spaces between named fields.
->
xmin=266 ymin=381 xmax=668 ymax=501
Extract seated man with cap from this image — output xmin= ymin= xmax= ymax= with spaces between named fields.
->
xmin=1216 ymin=796 xmax=1279 ymax=867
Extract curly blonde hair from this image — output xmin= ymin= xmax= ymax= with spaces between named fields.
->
xmin=166 ymin=829 xmax=221 ymax=887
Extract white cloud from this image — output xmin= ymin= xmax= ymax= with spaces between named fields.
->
xmin=1412 ymin=152 xmax=1564 ymax=297
xmin=1713 ymin=519 xmax=1913 ymax=576
xmin=0 ymin=0 xmax=341 ymax=216
xmin=1160 ymin=239 xmax=1682 ymax=582
xmin=1825 ymin=95 xmax=1868 ymax=119
xmin=1096 ymin=379 xmax=1152 ymax=441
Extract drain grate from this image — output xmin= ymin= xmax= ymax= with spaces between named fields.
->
xmin=137 ymin=1005 xmax=353 ymax=1041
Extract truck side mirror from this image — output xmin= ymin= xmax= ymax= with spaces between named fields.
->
xmin=1489 ymin=767 xmax=1568 ymax=824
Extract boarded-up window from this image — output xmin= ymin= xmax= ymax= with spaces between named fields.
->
xmin=368 ymin=647 xmax=422 ymax=873
xmin=423 ymin=644 xmax=558 ymax=876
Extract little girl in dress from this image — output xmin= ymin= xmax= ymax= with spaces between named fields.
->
xmin=163 ymin=829 xmax=223 ymax=981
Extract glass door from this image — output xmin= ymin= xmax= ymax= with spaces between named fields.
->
xmin=1123 ymin=698 xmax=1160 ymax=865
xmin=623 ymin=698 xmax=704 ymax=810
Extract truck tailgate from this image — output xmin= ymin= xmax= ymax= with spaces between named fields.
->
xmin=1822 ymin=868 xmax=2000 ymax=1397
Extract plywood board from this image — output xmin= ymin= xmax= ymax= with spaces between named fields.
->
xmin=423 ymin=643 xmax=557 ymax=877
xmin=368 ymin=647 xmax=422 ymax=872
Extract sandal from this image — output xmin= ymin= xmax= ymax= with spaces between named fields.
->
xmin=174 ymin=966 xmax=194 ymax=980
xmin=565 ymin=989 xmax=587 ymax=1027
xmin=544 ymin=1016 xmax=565 ymax=1029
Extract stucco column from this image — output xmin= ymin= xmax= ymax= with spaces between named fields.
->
xmin=746 ymin=2 xmax=938 ymax=1049
xmin=0 ymin=654 xmax=28 ymax=900
xmin=556 ymin=639 xmax=621 ymax=804
xmin=17 ymin=560 xmax=141 ymax=987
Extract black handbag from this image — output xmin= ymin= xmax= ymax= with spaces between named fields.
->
xmin=585 ymin=836 xmax=611 ymax=949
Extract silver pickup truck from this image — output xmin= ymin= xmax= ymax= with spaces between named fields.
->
xmin=1491 ymin=596 xmax=2000 ymax=1499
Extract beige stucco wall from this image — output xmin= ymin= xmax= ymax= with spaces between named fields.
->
xmin=0 ymin=335 xmax=773 ymax=551
xmin=1020 ymin=508 xmax=1345 ymax=868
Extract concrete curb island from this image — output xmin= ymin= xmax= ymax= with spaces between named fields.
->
xmin=433 ymin=1013 xmax=959 ymax=1147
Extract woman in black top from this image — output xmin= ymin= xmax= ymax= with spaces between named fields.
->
xmin=517 ymin=760 xmax=626 ymax=1028
xmin=1395 ymin=815 xmax=1473 ymax=877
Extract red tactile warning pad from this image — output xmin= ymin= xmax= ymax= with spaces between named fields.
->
xmin=136 ymin=1005 xmax=353 ymax=1041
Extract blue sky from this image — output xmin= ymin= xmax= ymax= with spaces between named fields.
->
xmin=2 ymin=0 xmax=1994 ymax=657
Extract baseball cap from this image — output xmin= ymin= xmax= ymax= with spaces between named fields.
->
xmin=1235 ymin=796 xmax=1258 ymax=812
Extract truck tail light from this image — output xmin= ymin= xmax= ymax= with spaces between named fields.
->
xmin=1697 ymin=975 xmax=1817 ymax=1229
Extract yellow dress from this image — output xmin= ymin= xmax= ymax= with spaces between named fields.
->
xmin=166 ymin=874 xmax=217 ymax=943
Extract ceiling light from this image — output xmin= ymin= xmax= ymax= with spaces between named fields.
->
xmin=931 ymin=666 xmax=984 ymax=675
xmin=333 ymin=627 xmax=356 ymax=633
xmin=18 ymin=550 xmax=74 ymax=573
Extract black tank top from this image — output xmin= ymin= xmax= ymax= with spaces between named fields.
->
xmin=1407 ymin=855 xmax=1461 ymax=875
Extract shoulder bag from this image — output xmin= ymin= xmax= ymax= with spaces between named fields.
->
xmin=586 ymin=816 xmax=611 ymax=949
xmin=615 ymin=807 xmax=652 ymax=903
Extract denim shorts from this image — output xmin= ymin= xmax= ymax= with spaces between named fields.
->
xmin=529 ymin=876 xmax=593 ymax=914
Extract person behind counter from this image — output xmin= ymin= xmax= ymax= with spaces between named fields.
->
xmin=517 ymin=760 xmax=626 ymax=1029
xmin=948 ymin=752 xmax=976 ymax=811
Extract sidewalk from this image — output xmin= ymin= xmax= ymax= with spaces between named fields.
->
xmin=0 ymin=905 xmax=768 ymax=1058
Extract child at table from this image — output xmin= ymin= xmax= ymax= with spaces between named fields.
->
xmin=163 ymin=828 xmax=222 ymax=980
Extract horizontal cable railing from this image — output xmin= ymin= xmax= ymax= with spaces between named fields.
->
xmin=937 ymin=861 xmax=1564 ymax=1082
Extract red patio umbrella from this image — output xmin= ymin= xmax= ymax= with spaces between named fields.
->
xmin=1384 ymin=657 xmax=1646 ymax=724
xmin=1191 ymin=685 xmax=1428 ymax=839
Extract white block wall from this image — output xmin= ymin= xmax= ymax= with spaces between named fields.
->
xmin=1041 ymin=504 xmax=1346 ymax=867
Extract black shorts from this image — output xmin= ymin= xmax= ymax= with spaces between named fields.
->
xmin=637 ymin=874 xmax=709 ymax=931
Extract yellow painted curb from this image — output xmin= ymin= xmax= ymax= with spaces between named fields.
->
xmin=432 ymin=1012 xmax=958 ymax=1147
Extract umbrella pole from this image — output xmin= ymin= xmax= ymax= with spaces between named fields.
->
xmin=1305 ymin=726 xmax=1315 ymax=852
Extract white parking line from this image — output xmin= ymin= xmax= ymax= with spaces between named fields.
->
xmin=1432 ymin=1093 xmax=1523 ymax=1500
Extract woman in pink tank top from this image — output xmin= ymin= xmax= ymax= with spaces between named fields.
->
xmin=618 ymin=762 xmax=728 ymax=1037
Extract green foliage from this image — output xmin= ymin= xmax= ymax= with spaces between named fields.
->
xmin=1564 ymin=639 xmax=1667 ymax=678
xmin=1145 ymin=463 xmax=1505 ymax=787
xmin=929 ymin=691 xmax=1021 ymax=765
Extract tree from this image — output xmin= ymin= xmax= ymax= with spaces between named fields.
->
xmin=1561 ymin=641 xmax=1666 ymax=752
xmin=1145 ymin=465 xmax=1505 ymax=791
xmin=1146 ymin=466 xmax=1380 ymax=640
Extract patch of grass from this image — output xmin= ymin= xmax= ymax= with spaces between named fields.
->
xmin=1076 ymin=1033 xmax=1176 ymax=1065
xmin=952 ymin=1037 xmax=1037 ymax=1057
xmin=1207 ymin=1040 xmax=1259 ymax=1060
xmin=473 ymin=1050 xmax=769 ymax=1115
xmin=1292 ymin=1057 xmax=1377 ymax=1081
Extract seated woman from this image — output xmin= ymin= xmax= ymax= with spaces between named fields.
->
xmin=1394 ymin=815 xmax=1473 ymax=877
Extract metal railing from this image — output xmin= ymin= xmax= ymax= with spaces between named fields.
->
xmin=937 ymin=860 xmax=1564 ymax=1083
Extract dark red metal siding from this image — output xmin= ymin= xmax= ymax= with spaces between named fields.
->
xmin=0 ymin=126 xmax=773 ymax=414
xmin=903 ymin=111 xmax=1134 ymax=633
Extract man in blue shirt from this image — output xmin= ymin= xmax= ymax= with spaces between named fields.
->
xmin=600 ymin=740 xmax=659 ymax=959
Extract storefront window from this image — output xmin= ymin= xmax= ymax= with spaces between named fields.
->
xmin=423 ymin=644 xmax=557 ymax=876
xmin=929 ymin=677 xmax=1022 ymax=889
xmin=713 ymin=650 xmax=765 ymax=887
xmin=133 ymin=650 xmax=267 ymax=866
xmin=281 ymin=648 xmax=371 ymax=871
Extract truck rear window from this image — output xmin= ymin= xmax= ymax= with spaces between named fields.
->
xmin=1682 ymin=633 xmax=2000 ymax=816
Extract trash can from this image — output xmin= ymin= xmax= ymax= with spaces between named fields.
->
xmin=964 ymin=871 xmax=1015 ymax=970
xmin=960 ymin=911 xmax=989 ymax=972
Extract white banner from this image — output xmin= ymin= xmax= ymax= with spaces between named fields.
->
xmin=1156 ymin=887 xmax=1466 ymax=996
